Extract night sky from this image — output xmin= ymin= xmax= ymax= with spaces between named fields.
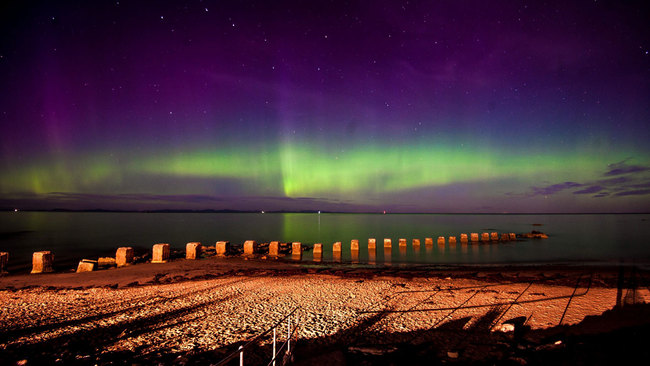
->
xmin=1 ymin=1 xmax=649 ymax=213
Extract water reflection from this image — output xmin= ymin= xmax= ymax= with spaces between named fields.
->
xmin=384 ymin=247 xmax=392 ymax=264
xmin=351 ymin=250 xmax=359 ymax=263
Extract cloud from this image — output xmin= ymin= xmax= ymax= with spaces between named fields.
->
xmin=614 ymin=189 xmax=650 ymax=197
xmin=528 ymin=182 xmax=582 ymax=196
xmin=605 ymin=159 xmax=649 ymax=176
xmin=573 ymin=185 xmax=604 ymax=194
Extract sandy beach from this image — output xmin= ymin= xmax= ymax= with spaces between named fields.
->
xmin=1 ymin=257 xmax=649 ymax=365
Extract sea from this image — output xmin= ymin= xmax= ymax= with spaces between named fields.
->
xmin=1 ymin=212 xmax=649 ymax=271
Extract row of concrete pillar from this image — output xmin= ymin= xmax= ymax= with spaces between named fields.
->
xmin=4 ymin=232 xmax=518 ymax=274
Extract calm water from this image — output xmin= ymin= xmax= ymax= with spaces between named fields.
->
xmin=1 ymin=212 xmax=649 ymax=270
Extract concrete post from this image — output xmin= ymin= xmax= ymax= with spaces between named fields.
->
xmin=0 ymin=252 xmax=8 ymax=273
xmin=351 ymin=239 xmax=359 ymax=251
xmin=186 ymin=242 xmax=202 ymax=260
xmin=399 ymin=238 xmax=407 ymax=247
xmin=116 ymin=247 xmax=134 ymax=267
xmin=313 ymin=243 xmax=322 ymax=262
xmin=269 ymin=241 xmax=280 ymax=257
xmin=368 ymin=238 xmax=377 ymax=252
xmin=437 ymin=236 xmax=445 ymax=245
xmin=481 ymin=233 xmax=490 ymax=242
xmin=490 ymin=232 xmax=499 ymax=241
xmin=471 ymin=233 xmax=479 ymax=242
xmin=243 ymin=240 xmax=258 ymax=255
xmin=425 ymin=237 xmax=433 ymax=246
xmin=31 ymin=251 xmax=54 ymax=274
xmin=152 ymin=243 xmax=170 ymax=263
xmin=509 ymin=233 xmax=517 ymax=241
xmin=292 ymin=242 xmax=302 ymax=256
xmin=449 ymin=236 xmax=457 ymax=245
xmin=216 ymin=241 xmax=231 ymax=256
xmin=76 ymin=259 xmax=96 ymax=273
xmin=384 ymin=238 xmax=392 ymax=248
xmin=460 ymin=234 xmax=468 ymax=243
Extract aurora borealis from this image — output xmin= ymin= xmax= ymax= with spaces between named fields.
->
xmin=0 ymin=1 xmax=648 ymax=212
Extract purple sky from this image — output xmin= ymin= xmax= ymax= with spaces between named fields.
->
xmin=0 ymin=1 xmax=649 ymax=212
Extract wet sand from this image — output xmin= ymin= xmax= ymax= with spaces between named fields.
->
xmin=1 ymin=257 xmax=649 ymax=365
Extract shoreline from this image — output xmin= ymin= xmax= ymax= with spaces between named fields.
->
xmin=0 ymin=256 xmax=643 ymax=290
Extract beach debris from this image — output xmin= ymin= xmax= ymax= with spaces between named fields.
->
xmin=216 ymin=241 xmax=231 ymax=256
xmin=31 ymin=251 xmax=54 ymax=274
xmin=520 ymin=231 xmax=549 ymax=239
xmin=348 ymin=346 xmax=397 ymax=356
xmin=384 ymin=238 xmax=392 ymax=248
xmin=151 ymin=243 xmax=170 ymax=263
xmin=185 ymin=242 xmax=202 ymax=260
xmin=460 ymin=233 xmax=468 ymax=243
xmin=76 ymin=259 xmax=96 ymax=273
xmin=243 ymin=240 xmax=258 ymax=255
xmin=0 ymin=251 xmax=7 ymax=273
xmin=437 ymin=236 xmax=445 ymax=245
xmin=471 ymin=233 xmax=479 ymax=242
xmin=116 ymin=247 xmax=134 ymax=267
xmin=98 ymin=257 xmax=116 ymax=268
xmin=499 ymin=323 xmax=515 ymax=333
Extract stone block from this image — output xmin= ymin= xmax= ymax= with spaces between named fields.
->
xmin=471 ymin=233 xmax=479 ymax=242
xmin=186 ymin=242 xmax=202 ymax=259
xmin=425 ymin=237 xmax=433 ymax=246
xmin=351 ymin=239 xmax=359 ymax=251
xmin=449 ymin=236 xmax=457 ymax=245
xmin=98 ymin=257 xmax=116 ymax=268
xmin=399 ymin=238 xmax=407 ymax=247
xmin=490 ymin=232 xmax=499 ymax=241
xmin=333 ymin=241 xmax=342 ymax=252
xmin=31 ymin=251 xmax=54 ymax=274
xmin=481 ymin=233 xmax=490 ymax=242
xmin=500 ymin=233 xmax=509 ymax=241
xmin=437 ymin=236 xmax=445 ymax=245
xmin=216 ymin=241 xmax=231 ymax=255
xmin=0 ymin=252 xmax=8 ymax=273
xmin=368 ymin=238 xmax=376 ymax=250
xmin=313 ymin=243 xmax=322 ymax=262
xmin=269 ymin=241 xmax=280 ymax=256
xmin=76 ymin=259 xmax=96 ymax=273
xmin=509 ymin=233 xmax=517 ymax=241
xmin=412 ymin=239 xmax=420 ymax=247
xmin=116 ymin=247 xmax=134 ymax=267
xmin=243 ymin=240 xmax=258 ymax=255
xmin=460 ymin=234 xmax=468 ymax=243
xmin=384 ymin=238 xmax=392 ymax=248
xmin=151 ymin=243 xmax=170 ymax=263
xmin=292 ymin=242 xmax=302 ymax=256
